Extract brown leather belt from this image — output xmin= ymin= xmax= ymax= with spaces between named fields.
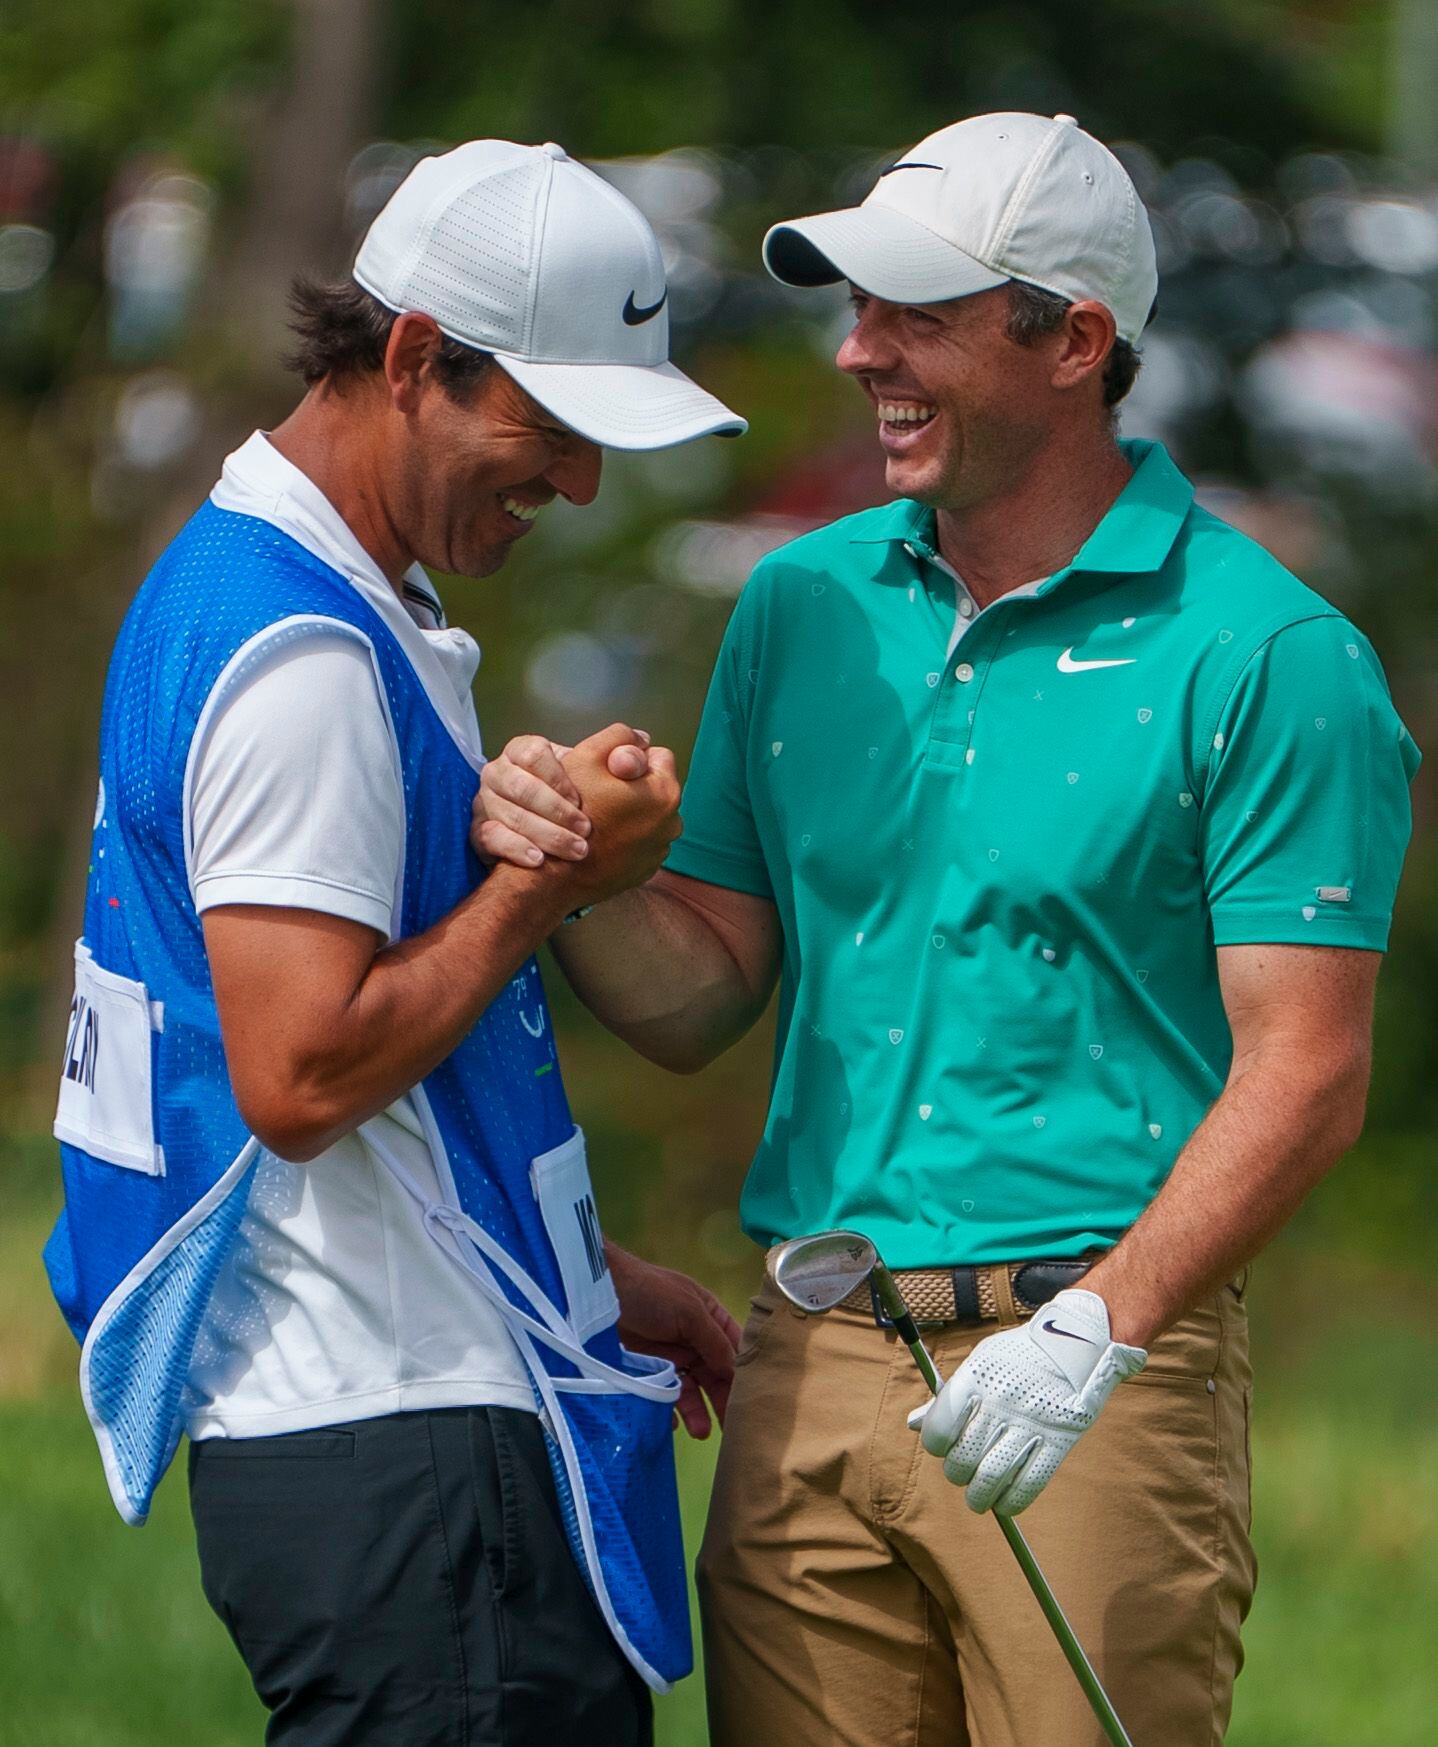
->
xmin=840 ymin=1258 xmax=1096 ymax=1327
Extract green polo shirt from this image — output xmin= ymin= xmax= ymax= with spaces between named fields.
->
xmin=665 ymin=440 xmax=1419 ymax=1267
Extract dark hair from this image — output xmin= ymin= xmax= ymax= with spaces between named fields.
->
xmin=284 ymin=276 xmax=493 ymax=398
xmin=1004 ymin=280 xmax=1142 ymax=414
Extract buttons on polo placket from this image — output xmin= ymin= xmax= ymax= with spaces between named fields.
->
xmin=921 ymin=621 xmax=992 ymax=773
xmin=908 ymin=536 xmax=991 ymax=774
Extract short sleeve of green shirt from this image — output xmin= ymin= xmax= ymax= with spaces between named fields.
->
xmin=667 ymin=581 xmax=773 ymax=899
xmin=1201 ymin=615 xmax=1419 ymax=950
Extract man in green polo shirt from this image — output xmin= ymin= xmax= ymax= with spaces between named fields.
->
xmin=473 ymin=113 xmax=1417 ymax=1745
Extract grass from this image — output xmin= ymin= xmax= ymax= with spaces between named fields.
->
xmin=1226 ymin=1258 xmax=1438 ymax=1747
xmin=0 ymin=1399 xmax=263 ymax=1747
xmin=2 ymin=1128 xmax=1435 ymax=1743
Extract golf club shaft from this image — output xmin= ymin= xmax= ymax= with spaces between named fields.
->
xmin=870 ymin=1264 xmax=1135 ymax=1747
xmin=870 ymin=1265 xmax=943 ymax=1390
xmin=995 ymin=1516 xmax=1134 ymax=1747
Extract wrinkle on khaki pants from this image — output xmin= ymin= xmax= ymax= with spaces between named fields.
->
xmin=698 ymin=1268 xmax=1255 ymax=1747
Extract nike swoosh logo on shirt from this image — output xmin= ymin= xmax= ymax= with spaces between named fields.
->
xmin=1039 ymin=1317 xmax=1096 ymax=1344
xmin=1057 ymin=648 xmax=1137 ymax=673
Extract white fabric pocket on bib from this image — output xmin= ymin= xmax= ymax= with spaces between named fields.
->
xmin=530 ymin=1126 xmax=620 ymax=1342
xmin=53 ymin=942 xmax=165 ymax=1176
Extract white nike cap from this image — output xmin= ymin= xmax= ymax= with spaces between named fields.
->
xmin=764 ymin=112 xmax=1157 ymax=346
xmin=354 ymin=139 xmax=746 ymax=450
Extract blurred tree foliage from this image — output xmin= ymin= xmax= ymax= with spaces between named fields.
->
xmin=0 ymin=0 xmax=284 ymax=391
xmin=1 ymin=0 xmax=1434 ymax=1259
xmin=390 ymin=0 xmax=1345 ymax=164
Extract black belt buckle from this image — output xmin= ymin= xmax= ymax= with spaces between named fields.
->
xmin=1012 ymin=1258 xmax=1092 ymax=1312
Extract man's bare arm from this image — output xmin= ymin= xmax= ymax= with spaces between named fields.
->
xmin=475 ymin=731 xmax=784 ymax=1072
xmin=207 ymin=727 xmax=681 ymax=1160
xmin=205 ymin=871 xmax=570 ymax=1161
xmin=1084 ymin=942 xmax=1378 ymax=1348
xmin=552 ymin=871 xmax=782 ymax=1072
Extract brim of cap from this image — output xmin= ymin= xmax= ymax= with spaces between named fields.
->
xmin=764 ymin=205 xmax=1008 ymax=305
xmin=496 ymin=355 xmax=746 ymax=452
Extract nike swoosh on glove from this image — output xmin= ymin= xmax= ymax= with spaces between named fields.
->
xmin=909 ymin=1289 xmax=1146 ymax=1516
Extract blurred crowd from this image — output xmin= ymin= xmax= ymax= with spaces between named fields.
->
xmin=6 ymin=129 xmax=1437 ymax=573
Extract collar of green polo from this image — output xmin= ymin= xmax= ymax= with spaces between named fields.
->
xmin=849 ymin=439 xmax=1195 ymax=592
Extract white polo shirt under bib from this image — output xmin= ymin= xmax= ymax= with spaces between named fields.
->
xmin=183 ymin=432 xmax=533 ymax=1439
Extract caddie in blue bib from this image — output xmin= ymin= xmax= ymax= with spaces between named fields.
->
xmin=44 ymin=499 xmax=690 ymax=1689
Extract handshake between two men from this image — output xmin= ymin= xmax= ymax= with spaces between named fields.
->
xmin=473 ymin=722 xmax=675 ymax=896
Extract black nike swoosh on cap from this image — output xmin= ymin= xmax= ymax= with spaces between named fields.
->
xmin=622 ymin=288 xmax=668 ymax=326
xmin=1039 ymin=1317 xmax=1096 ymax=1345
xmin=877 ymin=161 xmax=945 ymax=176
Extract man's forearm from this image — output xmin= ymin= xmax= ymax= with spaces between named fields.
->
xmin=551 ymin=876 xmax=770 ymax=1071
xmin=1083 ymin=1040 xmax=1369 ymax=1348
xmin=246 ymin=865 xmax=576 ymax=1157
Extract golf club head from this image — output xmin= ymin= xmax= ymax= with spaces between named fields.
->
xmin=771 ymin=1229 xmax=878 ymax=1312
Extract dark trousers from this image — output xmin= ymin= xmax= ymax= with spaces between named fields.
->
xmin=189 ymin=1406 xmax=654 ymax=1746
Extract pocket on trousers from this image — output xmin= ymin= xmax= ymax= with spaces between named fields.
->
xmin=1125 ymin=1368 xmax=1214 ymax=1393
xmin=470 ymin=1409 xmax=521 ymax=1601
xmin=1125 ymin=1296 xmax=1225 ymax=1387
xmin=194 ymin=1428 xmax=357 ymax=1460
xmin=733 ymin=1295 xmax=778 ymax=1368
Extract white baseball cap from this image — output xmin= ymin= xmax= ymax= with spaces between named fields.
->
xmin=764 ymin=113 xmax=1157 ymax=345
xmin=354 ymin=139 xmax=746 ymax=450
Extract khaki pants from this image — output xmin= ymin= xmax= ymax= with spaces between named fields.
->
xmin=698 ymin=1267 xmax=1255 ymax=1747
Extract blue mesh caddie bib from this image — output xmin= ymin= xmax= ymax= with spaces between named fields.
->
xmin=44 ymin=501 xmax=691 ymax=1690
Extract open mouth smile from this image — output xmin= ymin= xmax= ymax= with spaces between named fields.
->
xmin=498 ymin=493 xmax=544 ymax=534
xmin=875 ymin=399 xmax=939 ymax=453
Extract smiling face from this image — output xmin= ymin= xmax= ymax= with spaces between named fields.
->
xmin=836 ymin=284 xmax=1062 ymax=513
xmin=391 ymin=355 xmax=603 ymax=579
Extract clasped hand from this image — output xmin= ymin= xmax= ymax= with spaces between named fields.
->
xmin=471 ymin=723 xmax=678 ymax=903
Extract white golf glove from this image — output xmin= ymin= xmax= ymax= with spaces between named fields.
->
xmin=910 ymin=1289 xmax=1147 ymax=1516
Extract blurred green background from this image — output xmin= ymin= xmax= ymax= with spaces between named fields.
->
xmin=2 ymin=1 xmax=1437 ymax=1741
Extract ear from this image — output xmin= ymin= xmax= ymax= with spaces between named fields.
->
xmin=383 ymin=312 xmax=444 ymax=414
xmin=1051 ymin=301 xmax=1117 ymax=395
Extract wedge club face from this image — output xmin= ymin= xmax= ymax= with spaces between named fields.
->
xmin=772 ymin=1230 xmax=941 ymax=1386
xmin=770 ymin=1230 xmax=878 ymax=1312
